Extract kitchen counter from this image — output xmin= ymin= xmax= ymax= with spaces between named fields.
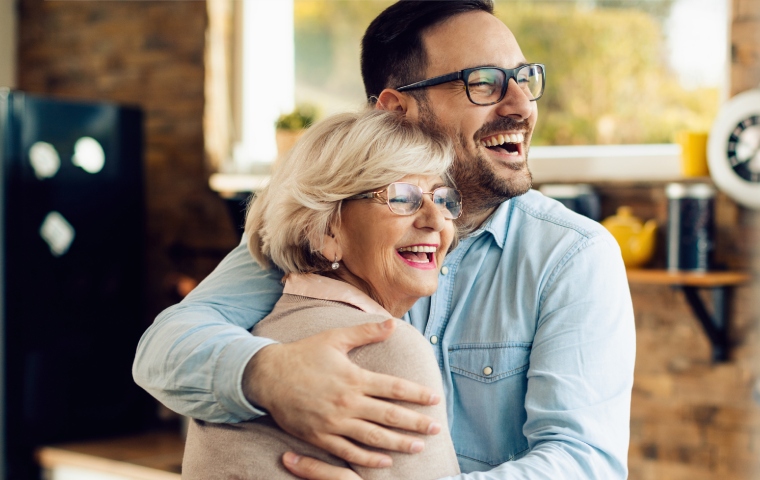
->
xmin=36 ymin=430 xmax=183 ymax=480
xmin=209 ymin=172 xmax=270 ymax=197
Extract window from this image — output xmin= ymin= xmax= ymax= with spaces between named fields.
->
xmin=218 ymin=0 xmax=728 ymax=181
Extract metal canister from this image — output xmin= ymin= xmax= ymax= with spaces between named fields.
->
xmin=538 ymin=184 xmax=601 ymax=221
xmin=665 ymin=183 xmax=716 ymax=271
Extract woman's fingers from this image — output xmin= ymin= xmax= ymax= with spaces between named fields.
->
xmin=283 ymin=452 xmax=364 ymax=480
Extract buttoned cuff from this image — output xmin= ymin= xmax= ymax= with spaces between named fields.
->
xmin=214 ymin=334 xmax=279 ymax=420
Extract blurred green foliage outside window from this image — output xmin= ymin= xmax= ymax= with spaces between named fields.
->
xmin=294 ymin=0 xmax=721 ymax=146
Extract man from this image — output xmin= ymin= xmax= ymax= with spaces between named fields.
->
xmin=133 ymin=1 xmax=636 ymax=478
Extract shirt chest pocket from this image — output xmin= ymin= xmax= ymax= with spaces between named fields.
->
xmin=449 ymin=343 xmax=531 ymax=383
xmin=447 ymin=343 xmax=532 ymax=468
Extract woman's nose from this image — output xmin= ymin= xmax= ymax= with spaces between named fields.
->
xmin=414 ymin=196 xmax=448 ymax=231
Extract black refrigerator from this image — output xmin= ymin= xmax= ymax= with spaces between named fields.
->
xmin=0 ymin=90 xmax=152 ymax=479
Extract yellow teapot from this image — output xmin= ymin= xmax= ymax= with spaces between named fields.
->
xmin=601 ymin=206 xmax=657 ymax=268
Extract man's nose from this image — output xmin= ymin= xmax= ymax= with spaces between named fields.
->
xmin=494 ymin=78 xmax=534 ymax=120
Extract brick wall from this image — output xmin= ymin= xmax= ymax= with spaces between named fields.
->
xmin=618 ymin=3 xmax=760 ymax=477
xmin=732 ymin=0 xmax=760 ymax=95
xmin=574 ymin=183 xmax=760 ymax=480
xmin=16 ymin=0 xmax=240 ymax=324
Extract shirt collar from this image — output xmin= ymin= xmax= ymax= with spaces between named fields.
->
xmin=467 ymin=198 xmax=511 ymax=249
xmin=283 ymin=273 xmax=393 ymax=318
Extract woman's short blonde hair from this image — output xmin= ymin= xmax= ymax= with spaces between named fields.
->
xmin=245 ymin=109 xmax=455 ymax=275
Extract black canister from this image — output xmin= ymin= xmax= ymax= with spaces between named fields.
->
xmin=665 ymin=183 xmax=716 ymax=271
xmin=538 ymin=184 xmax=601 ymax=221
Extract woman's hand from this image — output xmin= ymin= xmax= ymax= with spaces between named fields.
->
xmin=243 ymin=318 xmax=442 ymax=468
xmin=283 ymin=452 xmax=363 ymax=480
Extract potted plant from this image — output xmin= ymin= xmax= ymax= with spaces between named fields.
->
xmin=275 ymin=104 xmax=317 ymax=158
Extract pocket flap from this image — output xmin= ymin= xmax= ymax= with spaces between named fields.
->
xmin=448 ymin=343 xmax=531 ymax=383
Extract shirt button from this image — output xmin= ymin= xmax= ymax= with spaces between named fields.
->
xmin=430 ymin=335 xmax=439 ymax=345
xmin=440 ymin=266 xmax=449 ymax=275
xmin=483 ymin=366 xmax=493 ymax=376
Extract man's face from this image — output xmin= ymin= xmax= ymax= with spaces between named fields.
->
xmin=409 ymin=11 xmax=538 ymax=209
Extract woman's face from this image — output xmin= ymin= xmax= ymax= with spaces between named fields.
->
xmin=333 ymin=174 xmax=456 ymax=317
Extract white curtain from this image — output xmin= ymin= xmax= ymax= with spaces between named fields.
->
xmin=204 ymin=0 xmax=235 ymax=171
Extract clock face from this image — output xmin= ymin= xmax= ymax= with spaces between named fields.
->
xmin=728 ymin=115 xmax=760 ymax=183
xmin=708 ymin=89 xmax=760 ymax=209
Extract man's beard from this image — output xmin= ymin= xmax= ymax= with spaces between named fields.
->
xmin=418 ymin=101 xmax=533 ymax=215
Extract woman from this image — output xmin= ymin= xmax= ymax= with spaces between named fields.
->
xmin=182 ymin=110 xmax=462 ymax=479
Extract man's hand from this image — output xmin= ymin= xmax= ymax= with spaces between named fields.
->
xmin=283 ymin=452 xmax=362 ymax=480
xmin=243 ymin=319 xmax=442 ymax=468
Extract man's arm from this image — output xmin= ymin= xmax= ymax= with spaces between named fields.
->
xmin=133 ymin=241 xmax=284 ymax=422
xmin=448 ymin=233 xmax=635 ymax=479
xmin=285 ymin=233 xmax=636 ymax=480
xmin=133 ymin=240 xmax=445 ymax=467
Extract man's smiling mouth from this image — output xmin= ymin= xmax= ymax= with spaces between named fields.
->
xmin=479 ymin=132 xmax=524 ymax=156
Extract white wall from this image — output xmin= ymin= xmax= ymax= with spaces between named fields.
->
xmin=0 ymin=0 xmax=17 ymax=88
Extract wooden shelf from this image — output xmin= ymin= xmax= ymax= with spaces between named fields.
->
xmin=626 ymin=269 xmax=752 ymax=287
xmin=626 ymin=269 xmax=752 ymax=362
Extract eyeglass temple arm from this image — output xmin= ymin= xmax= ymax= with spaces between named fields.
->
xmin=396 ymin=72 xmax=463 ymax=92
xmin=346 ymin=192 xmax=380 ymax=200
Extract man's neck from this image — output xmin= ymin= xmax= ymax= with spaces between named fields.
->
xmin=457 ymin=205 xmax=497 ymax=235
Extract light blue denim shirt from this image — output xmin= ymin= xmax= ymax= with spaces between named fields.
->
xmin=134 ymin=190 xmax=636 ymax=479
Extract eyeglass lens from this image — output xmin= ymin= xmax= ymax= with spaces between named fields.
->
xmin=386 ymin=183 xmax=462 ymax=219
xmin=466 ymin=65 xmax=544 ymax=104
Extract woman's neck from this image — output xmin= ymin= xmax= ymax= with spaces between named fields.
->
xmin=320 ymin=271 xmax=413 ymax=318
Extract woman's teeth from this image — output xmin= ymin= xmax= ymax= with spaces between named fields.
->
xmin=479 ymin=132 xmax=524 ymax=147
xmin=398 ymin=246 xmax=436 ymax=263
xmin=398 ymin=246 xmax=437 ymax=253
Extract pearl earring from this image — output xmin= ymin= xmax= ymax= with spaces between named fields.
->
xmin=331 ymin=255 xmax=340 ymax=270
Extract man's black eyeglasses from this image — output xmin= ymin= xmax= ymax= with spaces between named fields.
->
xmin=395 ymin=63 xmax=545 ymax=106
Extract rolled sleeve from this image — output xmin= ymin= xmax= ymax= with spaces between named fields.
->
xmin=214 ymin=334 xmax=278 ymax=419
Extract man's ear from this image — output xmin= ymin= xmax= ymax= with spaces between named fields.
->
xmin=375 ymin=89 xmax=409 ymax=113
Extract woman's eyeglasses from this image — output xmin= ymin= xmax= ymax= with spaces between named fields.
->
xmin=346 ymin=182 xmax=462 ymax=220
xmin=395 ymin=63 xmax=545 ymax=106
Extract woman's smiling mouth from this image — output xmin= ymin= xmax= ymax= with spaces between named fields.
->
xmin=397 ymin=245 xmax=438 ymax=270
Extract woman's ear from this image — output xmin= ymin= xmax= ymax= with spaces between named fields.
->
xmin=320 ymin=233 xmax=343 ymax=263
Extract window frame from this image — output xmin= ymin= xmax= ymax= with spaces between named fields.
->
xmin=222 ymin=0 xmax=732 ymax=183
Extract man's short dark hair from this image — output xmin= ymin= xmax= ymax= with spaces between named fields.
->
xmin=361 ymin=0 xmax=494 ymax=102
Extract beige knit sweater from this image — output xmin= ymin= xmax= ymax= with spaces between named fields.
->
xmin=182 ymin=294 xmax=460 ymax=479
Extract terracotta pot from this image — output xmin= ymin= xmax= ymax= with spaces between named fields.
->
xmin=276 ymin=129 xmax=305 ymax=158
xmin=273 ymin=129 xmax=305 ymax=173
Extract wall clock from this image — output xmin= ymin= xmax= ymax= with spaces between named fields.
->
xmin=708 ymin=88 xmax=760 ymax=209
